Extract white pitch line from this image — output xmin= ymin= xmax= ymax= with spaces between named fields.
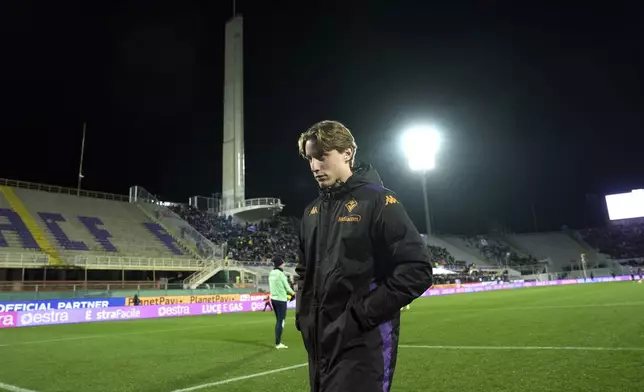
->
xmin=169 ymin=363 xmax=308 ymax=392
xmin=0 ymin=381 xmax=39 ymax=392
xmin=399 ymin=344 xmax=644 ymax=352
xmin=408 ymin=301 xmax=644 ymax=315
xmin=0 ymin=319 xmax=269 ymax=348
xmin=168 ymin=344 xmax=644 ymax=391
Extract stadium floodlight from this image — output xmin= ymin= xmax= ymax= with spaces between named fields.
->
xmin=402 ymin=125 xmax=440 ymax=172
xmin=401 ymin=125 xmax=440 ymax=236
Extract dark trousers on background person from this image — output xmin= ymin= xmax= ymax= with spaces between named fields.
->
xmin=271 ymin=299 xmax=287 ymax=345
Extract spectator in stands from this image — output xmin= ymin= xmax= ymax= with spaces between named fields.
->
xmin=461 ymin=236 xmax=537 ymax=267
xmin=427 ymin=245 xmax=455 ymax=266
xmin=170 ymin=205 xmax=300 ymax=265
xmin=581 ymin=219 xmax=644 ymax=260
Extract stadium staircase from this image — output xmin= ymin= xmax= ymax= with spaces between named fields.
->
xmin=0 ymin=186 xmax=62 ymax=266
xmin=182 ymin=259 xmax=253 ymax=289
xmin=135 ymin=204 xmax=204 ymax=261
xmin=425 ymin=236 xmax=486 ymax=265
xmin=563 ymin=228 xmax=620 ymax=272
xmin=182 ymin=260 xmax=224 ymax=289
xmin=130 ymin=186 xmax=233 ymax=288
xmin=499 ymin=233 xmax=539 ymax=260
xmin=440 ymin=236 xmax=493 ymax=264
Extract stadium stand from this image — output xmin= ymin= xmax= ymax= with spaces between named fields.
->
xmin=580 ymin=219 xmax=644 ymax=260
xmin=505 ymin=232 xmax=588 ymax=271
xmin=170 ymin=205 xmax=300 ymax=264
xmin=2 ymin=177 xmax=637 ymax=292
xmin=424 ymin=235 xmax=485 ymax=266
xmin=444 ymin=236 xmax=524 ymax=264
xmin=0 ymin=181 xmax=197 ymax=268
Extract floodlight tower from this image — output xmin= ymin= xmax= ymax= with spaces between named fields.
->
xmin=222 ymin=6 xmax=245 ymax=212
xmin=402 ymin=126 xmax=440 ymax=236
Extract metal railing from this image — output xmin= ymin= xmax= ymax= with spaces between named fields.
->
xmin=0 ymin=252 xmax=203 ymax=271
xmin=0 ymin=280 xmax=162 ymax=292
xmin=0 ymin=178 xmax=129 ymax=201
xmin=239 ymin=260 xmax=297 ymax=268
xmin=233 ymin=197 xmax=283 ymax=209
xmin=0 ymin=281 xmax=257 ymax=300
xmin=183 ymin=260 xmax=222 ymax=289
xmin=182 ymin=259 xmax=260 ymax=289
xmin=70 ymin=255 xmax=203 ymax=270
xmin=0 ymin=252 xmax=50 ymax=267
xmin=0 ymin=281 xmax=249 ymax=291
xmin=130 ymin=185 xmax=226 ymax=260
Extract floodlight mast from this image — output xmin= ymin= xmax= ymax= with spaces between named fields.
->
xmin=421 ymin=174 xmax=432 ymax=236
xmin=402 ymin=126 xmax=440 ymax=236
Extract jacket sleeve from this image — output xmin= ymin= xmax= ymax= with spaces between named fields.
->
xmin=294 ymin=217 xmax=307 ymax=330
xmin=353 ymin=192 xmax=433 ymax=330
xmin=295 ymin=219 xmax=306 ymax=290
xmin=282 ymin=272 xmax=295 ymax=296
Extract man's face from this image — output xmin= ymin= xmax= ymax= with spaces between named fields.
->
xmin=304 ymin=139 xmax=351 ymax=188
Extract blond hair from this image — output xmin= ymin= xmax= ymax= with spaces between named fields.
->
xmin=298 ymin=120 xmax=358 ymax=166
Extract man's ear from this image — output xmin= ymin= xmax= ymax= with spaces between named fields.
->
xmin=343 ymin=148 xmax=353 ymax=163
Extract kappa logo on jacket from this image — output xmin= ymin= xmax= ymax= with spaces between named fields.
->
xmin=309 ymin=206 xmax=319 ymax=215
xmin=385 ymin=195 xmax=399 ymax=206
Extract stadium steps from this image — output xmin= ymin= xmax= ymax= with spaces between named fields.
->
xmin=425 ymin=236 xmax=486 ymax=265
xmin=563 ymin=228 xmax=620 ymax=272
xmin=562 ymin=227 xmax=599 ymax=265
xmin=134 ymin=204 xmax=203 ymax=261
xmin=506 ymin=232 xmax=588 ymax=272
xmin=182 ymin=259 xmax=256 ymax=289
xmin=440 ymin=236 xmax=495 ymax=264
xmin=0 ymin=186 xmax=62 ymax=266
xmin=135 ymin=203 xmax=219 ymax=286
xmin=499 ymin=234 xmax=538 ymax=260
xmin=182 ymin=260 xmax=224 ymax=289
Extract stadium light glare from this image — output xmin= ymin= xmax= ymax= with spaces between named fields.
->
xmin=401 ymin=125 xmax=440 ymax=236
xmin=401 ymin=125 xmax=440 ymax=172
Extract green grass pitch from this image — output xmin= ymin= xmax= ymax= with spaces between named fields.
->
xmin=0 ymin=282 xmax=643 ymax=392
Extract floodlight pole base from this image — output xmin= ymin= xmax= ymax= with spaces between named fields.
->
xmin=421 ymin=173 xmax=432 ymax=236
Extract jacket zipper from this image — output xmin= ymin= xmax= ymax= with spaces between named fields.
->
xmin=313 ymin=199 xmax=334 ymax=387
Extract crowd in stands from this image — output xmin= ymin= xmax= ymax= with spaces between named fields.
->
xmin=619 ymin=259 xmax=644 ymax=268
xmin=225 ymin=217 xmax=300 ymax=264
xmin=173 ymin=205 xmax=245 ymax=244
xmin=460 ymin=236 xmax=538 ymax=267
xmin=432 ymin=268 xmax=509 ymax=285
xmin=171 ymin=205 xmax=538 ymax=275
xmin=427 ymin=245 xmax=455 ymax=266
xmin=171 ymin=205 xmax=299 ymax=264
xmin=174 ymin=205 xmax=642 ymax=280
xmin=580 ymin=219 xmax=644 ymax=259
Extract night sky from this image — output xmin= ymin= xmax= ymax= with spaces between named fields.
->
xmin=2 ymin=1 xmax=643 ymax=234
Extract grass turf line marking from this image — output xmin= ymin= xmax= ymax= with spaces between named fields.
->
xmin=0 ymin=381 xmax=39 ymax=392
xmin=399 ymin=345 xmax=644 ymax=352
xmin=169 ymin=363 xmax=308 ymax=392
xmin=409 ymin=301 xmax=644 ymax=314
xmin=0 ymin=319 xmax=269 ymax=348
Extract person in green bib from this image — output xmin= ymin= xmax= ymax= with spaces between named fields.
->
xmin=269 ymin=255 xmax=295 ymax=349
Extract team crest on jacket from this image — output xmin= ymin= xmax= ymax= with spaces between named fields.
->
xmin=309 ymin=206 xmax=318 ymax=215
xmin=345 ymin=199 xmax=358 ymax=213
